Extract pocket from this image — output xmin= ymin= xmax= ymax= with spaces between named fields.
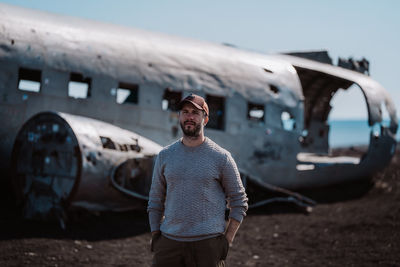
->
xmin=151 ymin=233 xmax=161 ymax=252
xmin=220 ymin=235 xmax=229 ymax=260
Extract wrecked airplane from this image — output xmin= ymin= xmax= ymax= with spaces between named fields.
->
xmin=0 ymin=3 xmax=397 ymax=222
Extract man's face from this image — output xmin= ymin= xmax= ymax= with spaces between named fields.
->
xmin=179 ymin=103 xmax=207 ymax=137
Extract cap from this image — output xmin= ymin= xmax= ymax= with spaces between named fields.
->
xmin=178 ymin=94 xmax=209 ymax=116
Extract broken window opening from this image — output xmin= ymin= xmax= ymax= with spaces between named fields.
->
xmin=206 ymin=95 xmax=225 ymax=130
xmin=247 ymin=102 xmax=265 ymax=122
xmin=101 ymin=136 xmax=142 ymax=153
xmin=117 ymin=144 xmax=128 ymax=152
xmin=100 ymin=136 xmax=116 ymax=150
xmin=162 ymin=89 xmax=182 ymax=111
xmin=129 ymin=144 xmax=141 ymax=152
xmin=68 ymin=73 xmax=91 ymax=99
xmin=18 ymin=67 xmax=41 ymax=93
xmin=270 ymin=84 xmax=279 ymax=95
xmin=129 ymin=138 xmax=141 ymax=152
xmin=281 ymin=111 xmax=296 ymax=131
xmin=116 ymin=82 xmax=139 ymax=104
xmin=328 ymin=84 xmax=369 ymax=149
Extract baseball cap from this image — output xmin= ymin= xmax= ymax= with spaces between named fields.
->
xmin=178 ymin=94 xmax=209 ymax=116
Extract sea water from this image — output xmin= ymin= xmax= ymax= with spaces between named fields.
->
xmin=328 ymin=119 xmax=400 ymax=148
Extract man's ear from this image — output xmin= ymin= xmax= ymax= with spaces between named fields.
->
xmin=204 ymin=116 xmax=209 ymax=125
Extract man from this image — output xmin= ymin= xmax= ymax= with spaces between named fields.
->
xmin=147 ymin=93 xmax=248 ymax=267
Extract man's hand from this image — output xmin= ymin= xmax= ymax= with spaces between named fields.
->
xmin=150 ymin=231 xmax=161 ymax=252
xmin=224 ymin=218 xmax=241 ymax=244
xmin=151 ymin=230 xmax=161 ymax=237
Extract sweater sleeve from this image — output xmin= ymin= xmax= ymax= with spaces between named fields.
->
xmin=147 ymin=153 xmax=166 ymax=232
xmin=221 ymin=153 xmax=248 ymax=223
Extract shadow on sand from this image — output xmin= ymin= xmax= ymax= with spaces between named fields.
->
xmin=0 ymin=177 xmax=150 ymax=241
xmin=247 ymin=177 xmax=374 ymax=215
xmin=0 ymin=174 xmax=374 ymax=241
xmin=0 ymin=208 xmax=150 ymax=241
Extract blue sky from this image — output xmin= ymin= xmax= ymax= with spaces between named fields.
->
xmin=2 ymin=0 xmax=399 ymax=120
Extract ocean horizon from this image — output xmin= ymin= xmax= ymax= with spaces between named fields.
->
xmin=328 ymin=119 xmax=400 ymax=148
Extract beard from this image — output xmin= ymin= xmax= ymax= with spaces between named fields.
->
xmin=180 ymin=121 xmax=202 ymax=137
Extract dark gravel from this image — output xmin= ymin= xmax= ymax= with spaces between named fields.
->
xmin=1 ymin=147 xmax=399 ymax=267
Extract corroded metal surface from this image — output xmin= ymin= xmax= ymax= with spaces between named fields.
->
xmin=275 ymin=54 xmax=398 ymax=131
xmin=11 ymin=111 xmax=161 ymax=220
xmin=0 ymin=2 xmax=398 ymax=217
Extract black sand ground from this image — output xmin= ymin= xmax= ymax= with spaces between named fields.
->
xmin=0 ymin=147 xmax=399 ymax=266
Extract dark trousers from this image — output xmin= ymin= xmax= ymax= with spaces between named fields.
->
xmin=151 ymin=234 xmax=229 ymax=267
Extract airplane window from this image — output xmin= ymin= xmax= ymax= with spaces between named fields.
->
xmin=116 ymin=82 xmax=139 ymax=104
xmin=162 ymin=88 xmax=182 ymax=111
xmin=68 ymin=73 xmax=91 ymax=99
xmin=206 ymin=95 xmax=225 ymax=130
xmin=281 ymin=111 xmax=296 ymax=131
xmin=248 ymin=102 xmax=265 ymax=122
xmin=18 ymin=67 xmax=41 ymax=93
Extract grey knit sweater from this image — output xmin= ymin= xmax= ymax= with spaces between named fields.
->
xmin=147 ymin=137 xmax=248 ymax=241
